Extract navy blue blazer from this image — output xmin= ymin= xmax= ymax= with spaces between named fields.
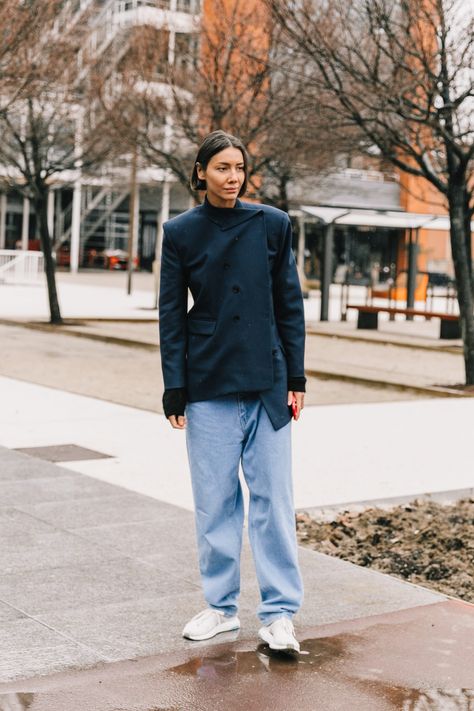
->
xmin=159 ymin=197 xmax=306 ymax=430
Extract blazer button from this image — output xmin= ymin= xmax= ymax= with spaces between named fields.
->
xmin=232 ymin=285 xmax=240 ymax=293
xmin=233 ymin=315 xmax=240 ymax=322
xmin=223 ymin=262 xmax=231 ymax=269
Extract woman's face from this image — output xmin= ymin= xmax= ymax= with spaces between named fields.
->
xmin=197 ymin=146 xmax=245 ymax=208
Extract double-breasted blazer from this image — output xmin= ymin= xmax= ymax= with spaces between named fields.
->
xmin=158 ymin=197 xmax=306 ymax=431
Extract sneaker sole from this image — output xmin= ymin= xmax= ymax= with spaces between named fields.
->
xmin=258 ymin=627 xmax=300 ymax=654
xmin=183 ymin=617 xmax=241 ymax=641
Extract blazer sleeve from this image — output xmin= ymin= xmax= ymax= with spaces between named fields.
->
xmin=159 ymin=225 xmax=188 ymax=389
xmin=272 ymin=215 xmax=306 ymax=379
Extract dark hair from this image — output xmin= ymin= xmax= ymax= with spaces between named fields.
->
xmin=190 ymin=130 xmax=248 ymax=196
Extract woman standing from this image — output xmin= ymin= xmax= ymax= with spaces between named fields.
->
xmin=159 ymin=130 xmax=306 ymax=653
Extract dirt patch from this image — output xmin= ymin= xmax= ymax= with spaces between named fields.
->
xmin=296 ymin=498 xmax=474 ymax=603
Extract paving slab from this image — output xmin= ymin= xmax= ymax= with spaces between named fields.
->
xmin=0 ymin=528 xmax=124 ymax=576
xmin=0 ymin=556 xmax=199 ymax=617
xmin=30 ymin=592 xmax=224 ymax=662
xmin=0 ymin=448 xmax=81 ymax=482
xmin=0 ymin=603 xmax=24 ymax=624
xmin=0 ymin=618 xmax=105 ymax=683
xmin=0 ymin=600 xmax=472 ymax=711
xmin=19 ymin=491 xmax=188 ymax=530
xmin=0 ymin=473 xmax=125 ymax=507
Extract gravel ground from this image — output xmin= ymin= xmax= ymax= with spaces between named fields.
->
xmin=296 ymin=498 xmax=474 ymax=603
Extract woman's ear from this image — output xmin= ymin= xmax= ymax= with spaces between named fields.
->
xmin=196 ymin=162 xmax=205 ymax=181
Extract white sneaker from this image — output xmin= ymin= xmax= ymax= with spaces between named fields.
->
xmin=258 ymin=617 xmax=300 ymax=653
xmin=182 ymin=608 xmax=240 ymax=641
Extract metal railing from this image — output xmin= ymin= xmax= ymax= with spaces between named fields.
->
xmin=0 ymin=251 xmax=45 ymax=285
xmin=117 ymin=0 xmax=171 ymax=11
xmin=92 ymin=0 xmax=198 ymax=55
xmin=117 ymin=1 xmax=199 ymax=12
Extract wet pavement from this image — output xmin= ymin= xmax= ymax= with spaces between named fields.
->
xmin=0 ymin=600 xmax=473 ymax=711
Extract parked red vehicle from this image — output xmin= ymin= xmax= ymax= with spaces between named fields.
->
xmin=55 ymin=243 xmax=138 ymax=270
xmin=98 ymin=249 xmax=135 ymax=270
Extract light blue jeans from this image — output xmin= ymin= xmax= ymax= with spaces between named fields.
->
xmin=185 ymin=392 xmax=303 ymax=624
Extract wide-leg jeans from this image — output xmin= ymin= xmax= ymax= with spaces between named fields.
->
xmin=185 ymin=392 xmax=304 ymax=624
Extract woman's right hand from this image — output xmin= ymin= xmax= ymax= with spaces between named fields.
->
xmin=163 ymin=389 xmax=187 ymax=428
xmin=168 ymin=415 xmax=186 ymax=429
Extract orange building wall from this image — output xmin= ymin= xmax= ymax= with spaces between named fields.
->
xmin=200 ymin=0 xmax=269 ymax=198
xmin=200 ymin=0 xmax=269 ymax=121
xmin=398 ymin=171 xmax=455 ymax=275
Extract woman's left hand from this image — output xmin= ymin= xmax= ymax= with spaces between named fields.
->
xmin=287 ymin=391 xmax=305 ymax=421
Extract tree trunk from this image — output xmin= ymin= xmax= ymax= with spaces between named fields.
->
xmin=277 ymin=172 xmax=289 ymax=212
xmin=448 ymin=182 xmax=474 ymax=384
xmin=463 ymin=190 xmax=473 ymax=300
xmin=34 ymin=191 xmax=63 ymax=325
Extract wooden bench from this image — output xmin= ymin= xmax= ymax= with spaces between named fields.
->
xmin=346 ymin=304 xmax=461 ymax=339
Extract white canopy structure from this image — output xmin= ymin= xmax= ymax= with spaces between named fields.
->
xmin=294 ymin=205 xmax=471 ymax=321
xmin=299 ymin=205 xmax=469 ymax=232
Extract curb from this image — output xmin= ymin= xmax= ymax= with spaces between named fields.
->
xmin=305 ymin=368 xmax=472 ymax=398
xmin=306 ymin=327 xmax=462 ymax=355
xmin=297 ymin=486 xmax=474 ymax=521
xmin=0 ymin=318 xmax=159 ymax=351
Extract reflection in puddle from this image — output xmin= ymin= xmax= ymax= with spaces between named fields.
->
xmin=169 ymin=636 xmax=347 ymax=680
xmin=0 ymin=693 xmax=34 ymax=711
xmin=374 ymin=685 xmax=474 ymax=710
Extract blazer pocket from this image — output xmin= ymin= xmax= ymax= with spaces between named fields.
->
xmin=187 ymin=318 xmax=216 ymax=336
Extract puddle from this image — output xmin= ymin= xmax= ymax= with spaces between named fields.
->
xmin=168 ymin=636 xmax=347 ymax=679
xmin=363 ymin=683 xmax=474 ymax=710
xmin=167 ymin=637 xmax=474 ymax=709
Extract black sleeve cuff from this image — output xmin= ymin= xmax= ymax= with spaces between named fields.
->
xmin=288 ymin=376 xmax=306 ymax=393
xmin=162 ymin=388 xmax=187 ymax=418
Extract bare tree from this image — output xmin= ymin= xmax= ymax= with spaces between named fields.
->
xmin=102 ymin=0 xmax=347 ymax=209
xmin=0 ymin=1 xmax=53 ymax=103
xmin=0 ymin=0 xmax=113 ymax=324
xmin=268 ymin=0 xmax=474 ymax=384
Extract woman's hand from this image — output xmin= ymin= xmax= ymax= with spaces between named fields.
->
xmin=163 ymin=389 xmax=187 ymax=429
xmin=287 ymin=391 xmax=305 ymax=421
xmin=168 ymin=415 xmax=187 ymax=429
